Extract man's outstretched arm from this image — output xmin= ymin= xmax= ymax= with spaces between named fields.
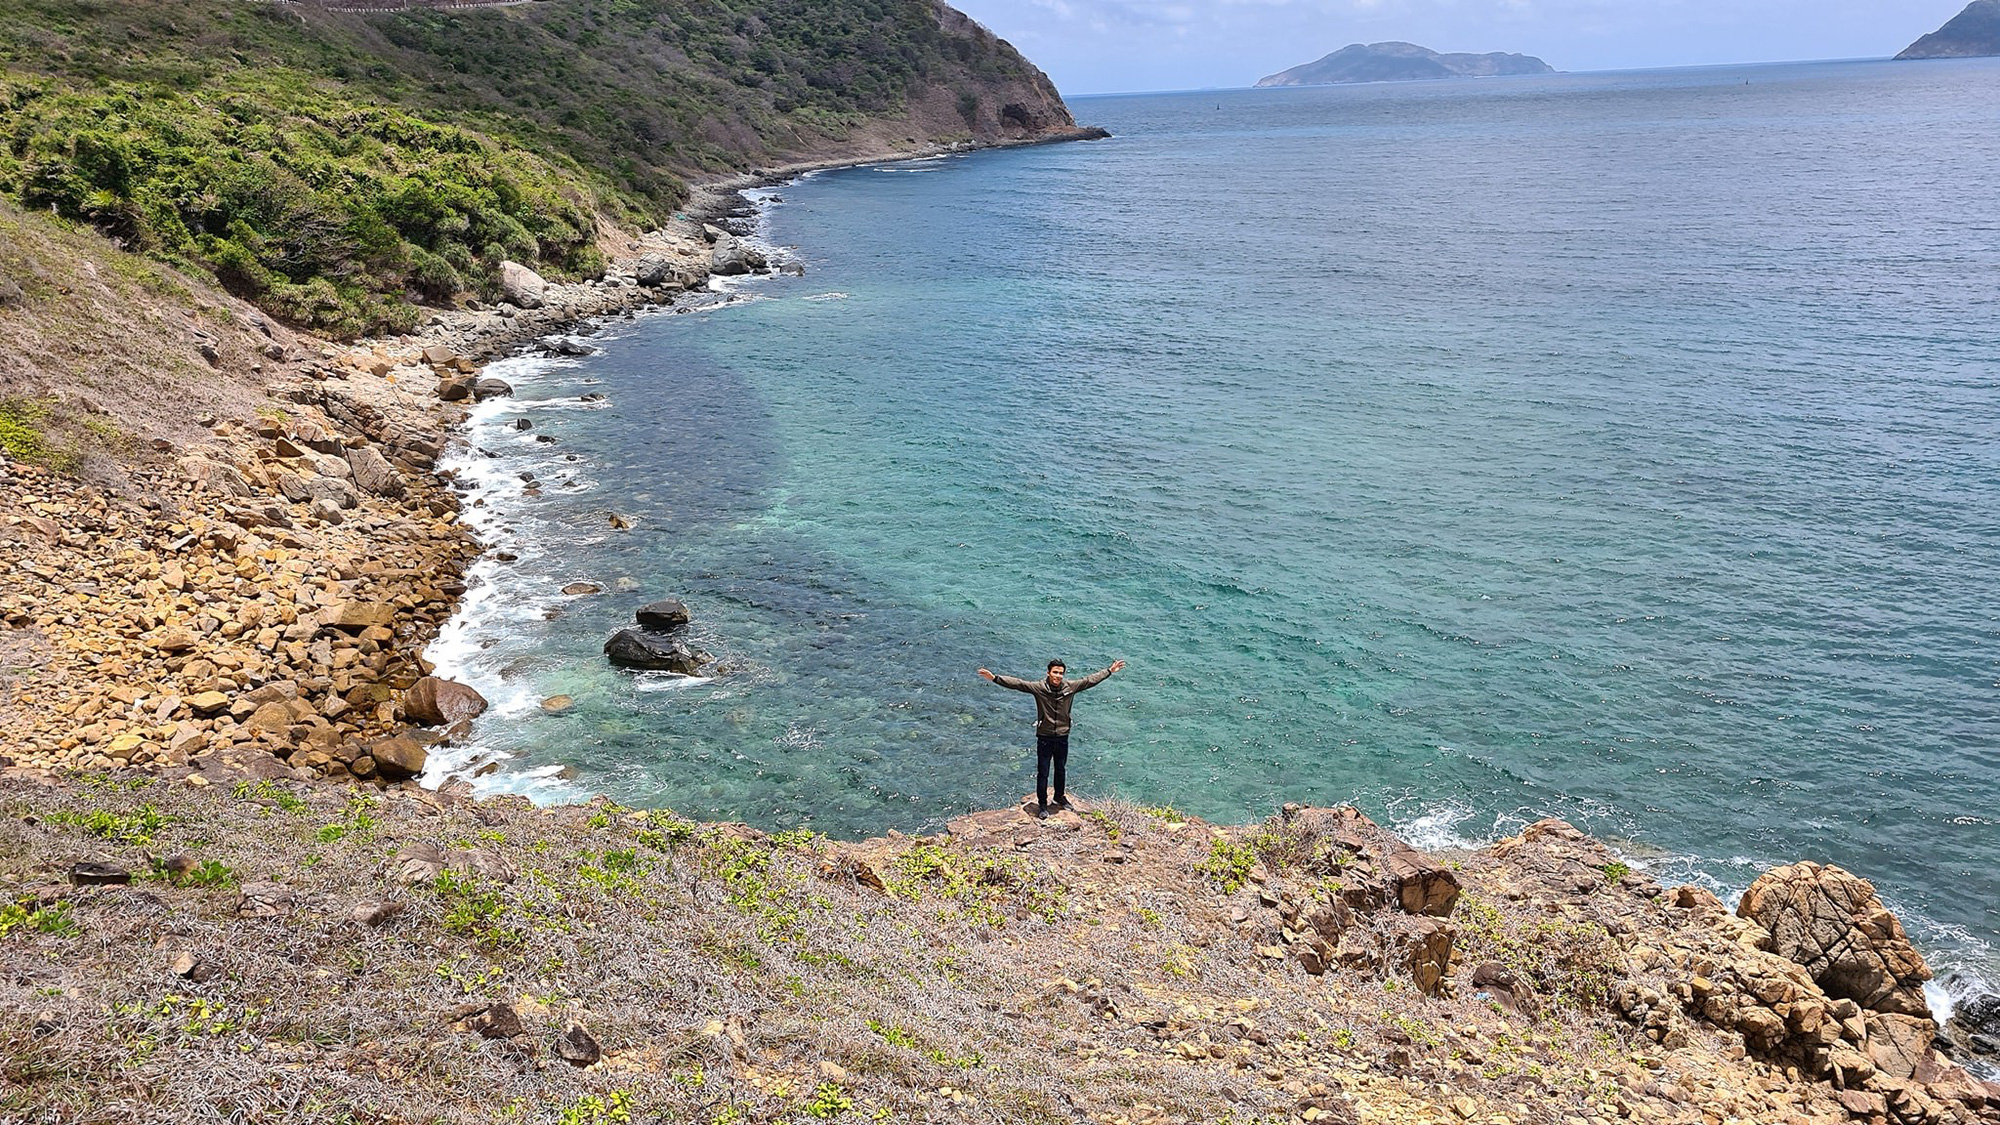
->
xmin=979 ymin=668 xmax=1038 ymax=692
xmin=1070 ymin=659 xmax=1126 ymax=692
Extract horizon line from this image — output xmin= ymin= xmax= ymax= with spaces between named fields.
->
xmin=1061 ymin=52 xmax=1958 ymax=99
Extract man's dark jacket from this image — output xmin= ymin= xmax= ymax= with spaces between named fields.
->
xmin=990 ymin=667 xmax=1114 ymax=735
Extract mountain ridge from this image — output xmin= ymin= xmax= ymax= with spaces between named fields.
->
xmin=1898 ymin=0 xmax=2000 ymax=59
xmin=1257 ymin=41 xmax=1553 ymax=87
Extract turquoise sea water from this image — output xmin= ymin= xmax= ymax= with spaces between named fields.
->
xmin=431 ymin=59 xmax=2000 ymax=1005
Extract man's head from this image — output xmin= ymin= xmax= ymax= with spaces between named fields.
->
xmin=1046 ymin=659 xmax=1065 ymax=686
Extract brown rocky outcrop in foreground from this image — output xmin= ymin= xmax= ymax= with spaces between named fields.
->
xmin=2 ymin=779 xmax=1996 ymax=1125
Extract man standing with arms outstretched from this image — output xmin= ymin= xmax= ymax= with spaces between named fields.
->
xmin=978 ymin=658 xmax=1126 ymax=817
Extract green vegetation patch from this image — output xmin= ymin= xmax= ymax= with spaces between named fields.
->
xmin=0 ymin=898 xmax=79 ymax=939
xmin=1455 ymin=890 xmax=1622 ymax=1015
xmin=0 ymin=395 xmax=74 ymax=470
xmin=0 ymin=0 xmax=1061 ymax=337
xmin=1195 ymin=836 xmax=1257 ymax=894
xmin=46 ymin=803 xmax=171 ymax=846
xmin=0 ymin=73 xmax=599 ymax=335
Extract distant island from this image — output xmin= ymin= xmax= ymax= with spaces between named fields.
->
xmin=1256 ymin=41 xmax=1553 ymax=87
xmin=1897 ymin=0 xmax=2000 ymax=58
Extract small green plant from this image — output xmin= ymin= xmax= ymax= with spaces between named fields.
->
xmin=867 ymin=1018 xmax=918 ymax=1049
xmin=0 ymin=899 xmax=80 ymax=939
xmin=1378 ymin=1010 xmax=1442 ymax=1048
xmin=1600 ymin=860 xmax=1632 ymax=884
xmin=48 ymin=804 xmax=170 ymax=846
xmin=770 ymin=828 xmax=824 ymax=851
xmin=924 ymin=1045 xmax=983 ymax=1070
xmin=1138 ymin=804 xmax=1184 ymax=823
xmin=150 ymin=856 xmax=237 ymax=888
xmin=75 ymin=773 xmax=154 ymax=791
xmin=0 ymin=397 xmax=76 ymax=471
xmin=433 ymin=870 xmax=520 ymax=947
xmin=435 ymin=955 xmax=505 ymax=996
xmin=637 ymin=812 xmax=697 ymax=850
xmin=579 ymin=848 xmax=649 ymax=895
xmin=1195 ymin=836 xmax=1257 ymax=894
xmin=230 ymin=780 xmax=307 ymax=814
xmin=557 ymin=1090 xmax=633 ymax=1125
xmin=803 ymin=1082 xmax=853 ymax=1119
xmin=694 ymin=831 xmax=811 ymax=938
xmin=1084 ymin=810 xmax=1121 ymax=840
xmin=316 ymin=796 xmax=380 ymax=844
xmin=1136 ymin=906 xmax=1164 ymax=928
xmin=1330 ymin=1027 xmax=1356 ymax=1050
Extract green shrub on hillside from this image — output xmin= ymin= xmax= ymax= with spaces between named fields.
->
xmin=0 ymin=74 xmax=598 ymax=335
xmin=0 ymin=0 xmax=1064 ymax=335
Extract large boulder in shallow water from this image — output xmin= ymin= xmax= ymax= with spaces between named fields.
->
xmin=710 ymin=234 xmax=768 ymax=276
xmin=604 ymin=628 xmax=708 ymax=674
xmin=403 ymin=677 xmax=489 ymax=727
xmin=635 ymin=599 xmax=691 ymax=631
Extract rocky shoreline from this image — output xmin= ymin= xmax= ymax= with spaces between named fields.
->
xmin=0 ymin=188 xmax=727 ymax=788
xmin=0 ymin=256 xmax=654 ymax=786
xmin=0 ymin=127 xmax=1116 ymax=792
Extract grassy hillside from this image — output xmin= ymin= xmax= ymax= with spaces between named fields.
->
xmin=0 ymin=197 xmax=287 ymax=477
xmin=0 ymin=0 xmax=1079 ymax=335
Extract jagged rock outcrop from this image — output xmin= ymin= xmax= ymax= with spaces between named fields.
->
xmin=928 ymin=0 xmax=1095 ymax=142
xmin=1738 ymin=861 xmax=1934 ymax=1017
xmin=1898 ymin=1 xmax=2000 ymax=59
xmin=1276 ymin=803 xmax=1462 ymax=917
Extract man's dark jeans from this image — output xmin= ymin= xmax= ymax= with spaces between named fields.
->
xmin=1036 ymin=733 xmax=1069 ymax=808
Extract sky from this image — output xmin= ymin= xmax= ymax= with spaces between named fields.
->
xmin=946 ymin=0 xmax=1976 ymax=94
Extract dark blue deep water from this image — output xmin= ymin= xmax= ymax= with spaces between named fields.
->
xmin=432 ymin=59 xmax=2000 ymax=1007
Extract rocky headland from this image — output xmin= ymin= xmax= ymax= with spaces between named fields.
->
xmin=1897 ymin=1 xmax=2000 ymax=60
xmin=1257 ymin=43 xmax=1553 ymax=87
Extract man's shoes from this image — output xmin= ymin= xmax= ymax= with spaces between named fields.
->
xmin=1053 ymin=796 xmax=1072 ymax=809
xmin=1035 ymin=802 xmax=1049 ymax=818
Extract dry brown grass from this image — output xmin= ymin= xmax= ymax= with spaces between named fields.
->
xmin=1 ymin=778 xmax=1887 ymax=1125
xmin=0 ymin=200 xmax=298 ymax=487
